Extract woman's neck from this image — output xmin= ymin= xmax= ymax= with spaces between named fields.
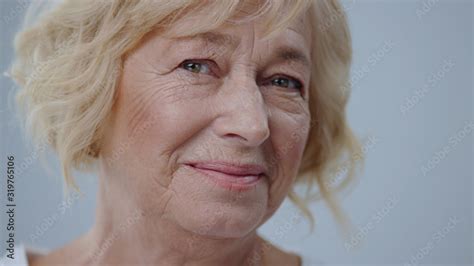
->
xmin=81 ymin=215 xmax=265 ymax=266
xmin=29 ymin=174 xmax=299 ymax=266
xmin=77 ymin=183 xmax=268 ymax=266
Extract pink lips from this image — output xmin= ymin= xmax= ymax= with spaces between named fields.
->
xmin=185 ymin=161 xmax=266 ymax=191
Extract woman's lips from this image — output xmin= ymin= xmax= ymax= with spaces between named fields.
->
xmin=185 ymin=162 xmax=265 ymax=191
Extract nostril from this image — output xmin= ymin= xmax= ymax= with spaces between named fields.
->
xmin=225 ymin=133 xmax=241 ymax=137
xmin=224 ymin=133 xmax=247 ymax=141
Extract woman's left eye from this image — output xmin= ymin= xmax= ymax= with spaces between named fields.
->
xmin=180 ymin=60 xmax=212 ymax=75
xmin=268 ymin=76 xmax=303 ymax=91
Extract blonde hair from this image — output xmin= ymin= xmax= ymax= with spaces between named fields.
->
xmin=8 ymin=0 xmax=361 ymax=233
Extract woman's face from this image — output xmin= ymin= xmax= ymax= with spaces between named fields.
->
xmin=100 ymin=14 xmax=312 ymax=238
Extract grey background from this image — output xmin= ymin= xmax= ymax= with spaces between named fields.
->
xmin=0 ymin=0 xmax=472 ymax=265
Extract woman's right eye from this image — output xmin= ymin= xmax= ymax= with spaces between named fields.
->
xmin=179 ymin=59 xmax=214 ymax=76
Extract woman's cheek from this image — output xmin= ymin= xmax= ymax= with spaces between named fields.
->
xmin=127 ymin=81 xmax=221 ymax=164
xmin=266 ymin=111 xmax=309 ymax=203
xmin=287 ymin=115 xmax=310 ymax=177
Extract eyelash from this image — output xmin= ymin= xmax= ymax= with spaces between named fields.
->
xmin=261 ymin=75 xmax=304 ymax=92
xmin=179 ymin=59 xmax=218 ymax=77
xmin=178 ymin=59 xmax=305 ymax=93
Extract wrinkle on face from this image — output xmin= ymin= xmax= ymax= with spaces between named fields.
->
xmin=103 ymin=11 xmax=313 ymax=241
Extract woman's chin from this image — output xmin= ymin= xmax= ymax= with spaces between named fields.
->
xmin=150 ymin=164 xmax=269 ymax=238
xmin=173 ymin=202 xmax=267 ymax=238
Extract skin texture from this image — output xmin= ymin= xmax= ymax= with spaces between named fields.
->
xmin=30 ymin=11 xmax=312 ymax=266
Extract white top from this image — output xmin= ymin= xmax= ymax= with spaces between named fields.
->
xmin=0 ymin=244 xmax=37 ymax=266
xmin=0 ymin=244 xmax=322 ymax=265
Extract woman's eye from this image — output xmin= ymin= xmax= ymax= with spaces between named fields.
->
xmin=180 ymin=60 xmax=212 ymax=75
xmin=269 ymin=76 xmax=303 ymax=91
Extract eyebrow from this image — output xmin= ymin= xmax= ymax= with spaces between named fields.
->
xmin=198 ymin=32 xmax=239 ymax=48
xmin=274 ymin=46 xmax=311 ymax=68
xmin=174 ymin=32 xmax=311 ymax=68
xmin=174 ymin=32 xmax=240 ymax=51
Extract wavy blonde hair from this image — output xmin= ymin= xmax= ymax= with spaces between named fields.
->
xmin=9 ymin=0 xmax=361 ymax=233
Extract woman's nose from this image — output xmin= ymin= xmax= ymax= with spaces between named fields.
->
xmin=212 ymin=83 xmax=270 ymax=148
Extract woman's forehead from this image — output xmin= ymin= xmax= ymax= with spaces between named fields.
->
xmin=156 ymin=0 xmax=312 ymax=39
xmin=163 ymin=12 xmax=312 ymax=50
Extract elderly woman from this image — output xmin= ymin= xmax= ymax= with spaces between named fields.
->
xmin=4 ymin=0 xmax=359 ymax=265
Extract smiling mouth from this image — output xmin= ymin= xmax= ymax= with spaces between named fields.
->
xmin=184 ymin=162 xmax=265 ymax=190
